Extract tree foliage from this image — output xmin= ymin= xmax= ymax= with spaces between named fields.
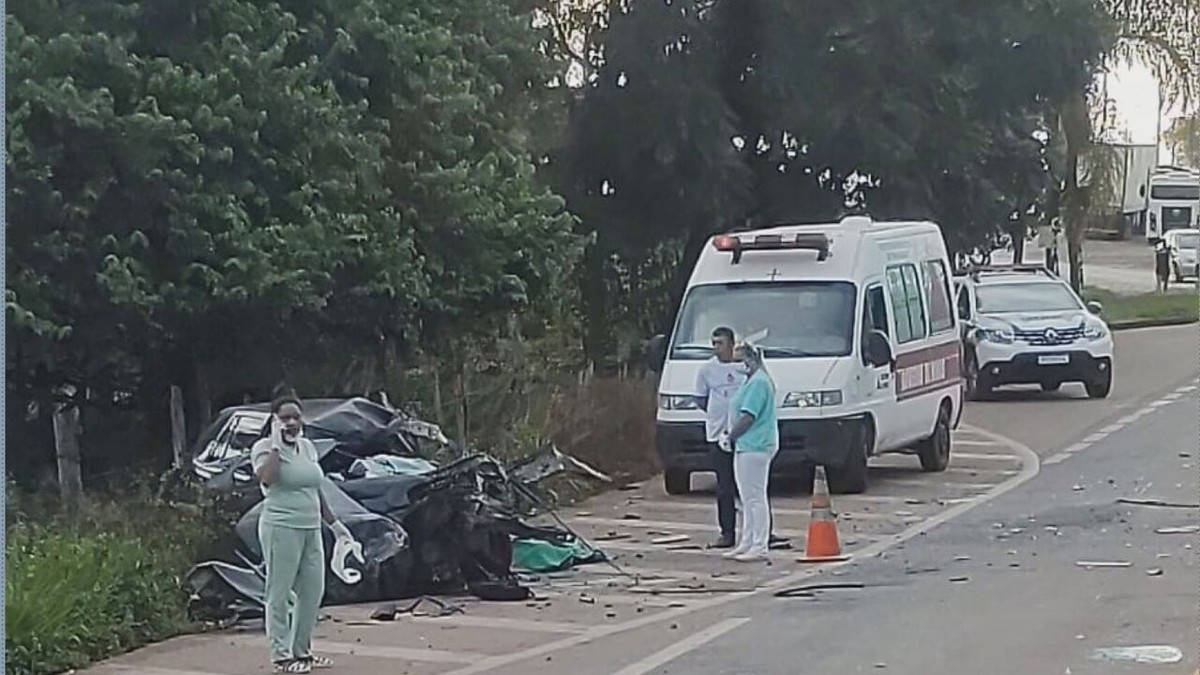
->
xmin=6 ymin=0 xmax=579 ymax=479
xmin=556 ymin=0 xmax=1116 ymax=359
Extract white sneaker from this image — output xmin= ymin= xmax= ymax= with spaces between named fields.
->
xmin=722 ymin=546 xmax=749 ymax=559
xmin=733 ymin=550 xmax=768 ymax=563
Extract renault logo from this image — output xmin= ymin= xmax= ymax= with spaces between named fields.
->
xmin=1045 ymin=328 xmax=1058 ymax=342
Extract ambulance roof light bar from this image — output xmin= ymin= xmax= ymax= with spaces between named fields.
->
xmin=712 ymin=232 xmax=831 ymax=265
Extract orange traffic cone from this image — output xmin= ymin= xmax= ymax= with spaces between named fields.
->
xmin=799 ymin=466 xmax=849 ymax=563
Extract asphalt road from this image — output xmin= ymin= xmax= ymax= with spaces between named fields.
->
xmin=82 ymin=326 xmax=1198 ymax=675
xmin=658 ymin=370 xmax=1198 ymax=675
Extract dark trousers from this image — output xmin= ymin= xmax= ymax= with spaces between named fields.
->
xmin=711 ymin=444 xmax=775 ymax=539
xmin=711 ymin=445 xmax=737 ymax=537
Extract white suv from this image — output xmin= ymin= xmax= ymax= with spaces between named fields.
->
xmin=953 ymin=266 xmax=1114 ymax=399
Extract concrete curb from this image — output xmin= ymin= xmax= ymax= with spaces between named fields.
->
xmin=1109 ymin=316 xmax=1199 ymax=331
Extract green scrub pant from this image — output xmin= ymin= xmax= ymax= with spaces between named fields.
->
xmin=260 ymin=521 xmax=325 ymax=663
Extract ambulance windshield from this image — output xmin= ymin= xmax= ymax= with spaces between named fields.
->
xmin=670 ymin=281 xmax=856 ymax=360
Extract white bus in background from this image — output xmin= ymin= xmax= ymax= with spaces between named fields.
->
xmin=1145 ymin=166 xmax=1200 ymax=242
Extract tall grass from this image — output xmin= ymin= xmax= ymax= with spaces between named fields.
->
xmin=5 ymin=483 xmax=231 ymax=675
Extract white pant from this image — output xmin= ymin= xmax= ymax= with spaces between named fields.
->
xmin=733 ymin=450 xmax=774 ymax=554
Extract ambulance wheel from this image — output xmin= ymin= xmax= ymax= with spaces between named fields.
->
xmin=664 ymin=470 xmax=691 ymax=495
xmin=917 ymin=404 xmax=952 ymax=472
xmin=828 ymin=422 xmax=871 ymax=494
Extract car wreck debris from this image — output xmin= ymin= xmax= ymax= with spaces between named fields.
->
xmin=185 ymin=397 xmax=611 ymax=623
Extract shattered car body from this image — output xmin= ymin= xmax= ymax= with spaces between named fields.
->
xmin=191 ymin=397 xmax=451 ymax=497
xmin=186 ymin=397 xmax=609 ymax=622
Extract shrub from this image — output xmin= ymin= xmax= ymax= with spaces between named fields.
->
xmin=5 ymin=483 xmax=230 ymax=675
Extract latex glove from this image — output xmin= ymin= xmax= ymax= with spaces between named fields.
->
xmin=717 ymin=432 xmax=732 ymax=453
xmin=329 ymin=521 xmax=365 ymax=585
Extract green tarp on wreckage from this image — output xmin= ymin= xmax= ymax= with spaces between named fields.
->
xmin=511 ymin=537 xmax=605 ymax=573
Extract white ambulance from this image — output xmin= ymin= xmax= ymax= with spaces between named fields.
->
xmin=647 ymin=216 xmax=963 ymax=494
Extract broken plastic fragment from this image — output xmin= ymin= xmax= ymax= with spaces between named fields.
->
xmin=1091 ymin=645 xmax=1182 ymax=664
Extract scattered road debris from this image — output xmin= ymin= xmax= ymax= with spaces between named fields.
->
xmin=1116 ymin=498 xmax=1200 ymax=509
xmin=1145 ymin=568 xmax=1164 ymax=576
xmin=1091 ymin=645 xmax=1183 ymax=664
xmin=948 ymin=576 xmax=970 ymax=583
xmin=1155 ymin=525 xmax=1200 ymax=534
xmin=1075 ymin=561 xmax=1132 ymax=568
xmin=774 ymin=582 xmax=866 ymax=598
xmin=1072 ymin=484 xmax=1085 ymax=491
xmin=370 ymin=596 xmax=464 ymax=621
xmin=650 ymin=535 xmax=690 ymax=545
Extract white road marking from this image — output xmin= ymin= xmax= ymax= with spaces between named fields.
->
xmin=571 ymin=517 xmax=808 ymax=538
xmin=952 ymin=439 xmax=1006 ymax=447
xmin=1150 ymin=399 xmax=1173 ymax=408
xmin=440 ymin=423 xmax=1040 ymax=675
xmin=1061 ymin=442 xmax=1092 ymax=455
xmin=1082 ymin=432 xmax=1111 ymax=444
xmin=609 ymin=617 xmax=751 ymax=675
xmin=952 ymin=452 xmax=1021 ymax=462
xmin=102 ymin=667 xmax=221 ymax=675
xmin=402 ymin=614 xmax=590 ymax=634
xmin=227 ymin=635 xmax=482 ymax=663
xmin=885 ymin=479 xmax=998 ymax=490
xmin=1043 ymin=452 xmax=1072 ymax=465
xmin=945 ymin=467 xmax=1018 ymax=476
xmin=1163 ymin=392 xmax=1182 ymax=401
xmin=1176 ymin=385 xmax=1197 ymax=393
xmin=1099 ymin=424 xmax=1124 ymax=435
xmin=636 ymin=500 xmax=893 ymax=520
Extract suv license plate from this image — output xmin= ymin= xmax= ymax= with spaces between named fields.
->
xmin=1038 ymin=354 xmax=1070 ymax=365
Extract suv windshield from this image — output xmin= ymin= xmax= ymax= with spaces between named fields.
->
xmin=975 ymin=282 xmax=1082 ymax=314
xmin=1174 ymin=233 xmax=1199 ymax=250
xmin=670 ymin=281 xmax=856 ymax=359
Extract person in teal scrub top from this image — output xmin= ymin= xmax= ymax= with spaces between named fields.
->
xmin=718 ymin=342 xmax=779 ymax=562
xmin=251 ymin=396 xmax=357 ymax=673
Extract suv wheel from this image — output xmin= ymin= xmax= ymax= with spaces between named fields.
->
xmin=663 ymin=470 xmax=691 ymax=495
xmin=1086 ymin=370 xmax=1113 ymax=399
xmin=964 ymin=353 xmax=991 ymax=401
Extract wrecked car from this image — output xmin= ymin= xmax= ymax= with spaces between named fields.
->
xmin=185 ymin=397 xmax=609 ymax=623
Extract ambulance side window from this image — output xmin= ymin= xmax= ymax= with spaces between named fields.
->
xmin=862 ymin=284 xmax=889 ymax=365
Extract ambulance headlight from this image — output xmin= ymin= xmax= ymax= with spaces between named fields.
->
xmin=782 ymin=390 xmax=843 ymax=408
xmin=658 ymin=395 xmax=700 ymax=411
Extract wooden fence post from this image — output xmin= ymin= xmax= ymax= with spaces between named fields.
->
xmin=170 ymin=385 xmax=187 ymax=470
xmin=52 ymin=405 xmax=83 ymax=504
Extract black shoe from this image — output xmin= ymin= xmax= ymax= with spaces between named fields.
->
xmin=707 ymin=534 xmax=737 ymax=549
xmin=768 ymin=535 xmax=792 ymax=550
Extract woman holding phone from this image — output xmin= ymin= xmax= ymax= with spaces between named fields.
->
xmin=252 ymin=395 xmax=357 ymax=673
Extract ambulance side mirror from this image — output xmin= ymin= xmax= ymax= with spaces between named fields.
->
xmin=645 ymin=335 xmax=668 ymax=373
xmin=864 ymin=330 xmax=894 ymax=369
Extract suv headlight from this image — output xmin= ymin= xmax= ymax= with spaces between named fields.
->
xmin=1083 ymin=322 xmax=1108 ymax=340
xmin=976 ymin=327 xmax=1014 ymax=344
xmin=658 ymin=394 xmax=699 ymax=411
xmin=782 ymin=390 xmax=843 ymax=408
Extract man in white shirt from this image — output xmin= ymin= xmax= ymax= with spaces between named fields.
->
xmin=694 ymin=327 xmax=747 ymax=548
xmin=694 ymin=327 xmax=790 ymax=550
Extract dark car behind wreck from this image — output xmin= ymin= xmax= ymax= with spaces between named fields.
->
xmin=186 ymin=397 xmax=609 ymax=623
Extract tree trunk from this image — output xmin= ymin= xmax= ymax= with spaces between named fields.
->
xmin=580 ymin=242 xmax=611 ymax=365
xmin=52 ymin=405 xmax=83 ymax=506
xmin=1061 ymin=92 xmax=1093 ymax=292
xmin=169 ymin=385 xmax=187 ymax=469
xmin=664 ymin=231 xmax=708 ymax=332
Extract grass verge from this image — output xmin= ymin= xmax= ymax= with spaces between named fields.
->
xmin=1083 ymin=288 xmax=1199 ymax=327
xmin=5 ymin=483 xmax=231 ymax=675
